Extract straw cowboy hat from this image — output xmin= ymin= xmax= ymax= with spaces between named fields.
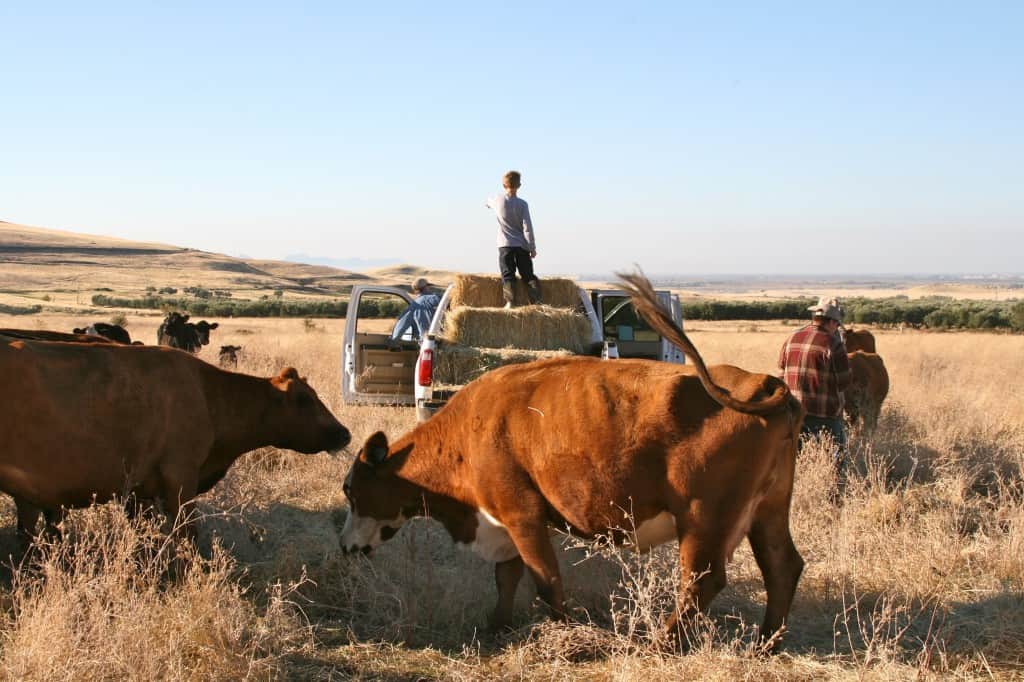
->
xmin=808 ymin=296 xmax=843 ymax=321
xmin=411 ymin=277 xmax=435 ymax=293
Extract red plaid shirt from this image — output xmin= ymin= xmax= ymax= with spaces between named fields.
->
xmin=778 ymin=324 xmax=851 ymax=418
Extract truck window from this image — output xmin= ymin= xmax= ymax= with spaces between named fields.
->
xmin=599 ymin=295 xmax=660 ymax=342
xmin=356 ymin=293 xmax=413 ymax=340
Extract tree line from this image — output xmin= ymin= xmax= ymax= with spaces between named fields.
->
xmin=680 ymin=297 xmax=1024 ymax=331
xmin=87 ymin=292 xmax=1024 ymax=331
xmin=90 ymin=293 xmax=407 ymax=319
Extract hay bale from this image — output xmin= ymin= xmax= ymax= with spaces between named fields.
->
xmin=443 ymin=305 xmax=592 ymax=353
xmin=450 ymin=274 xmax=582 ymax=309
xmin=434 ymin=344 xmax=575 ymax=385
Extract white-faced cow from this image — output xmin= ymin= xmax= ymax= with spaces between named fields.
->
xmin=0 ymin=328 xmax=115 ymax=345
xmin=340 ymin=273 xmax=805 ymax=648
xmin=157 ymin=312 xmax=219 ymax=353
xmin=0 ymin=336 xmax=350 ymax=546
xmin=72 ymin=322 xmax=133 ymax=345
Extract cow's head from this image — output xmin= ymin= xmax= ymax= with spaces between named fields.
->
xmin=339 ymin=431 xmax=418 ymax=555
xmin=269 ymin=367 xmax=350 ymax=454
xmin=192 ymin=320 xmax=219 ymax=345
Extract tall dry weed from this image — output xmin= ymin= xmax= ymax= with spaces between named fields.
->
xmin=0 ymin=505 xmax=310 ymax=681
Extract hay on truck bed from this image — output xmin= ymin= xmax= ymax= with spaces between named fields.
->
xmin=433 ymin=343 xmax=576 ymax=385
xmin=450 ymin=274 xmax=582 ymax=309
xmin=442 ymin=305 xmax=593 ymax=354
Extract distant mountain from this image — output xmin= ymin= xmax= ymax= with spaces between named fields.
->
xmin=284 ymin=253 xmax=402 ymax=271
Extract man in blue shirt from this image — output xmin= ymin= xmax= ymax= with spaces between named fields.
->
xmin=390 ymin=277 xmax=441 ymax=343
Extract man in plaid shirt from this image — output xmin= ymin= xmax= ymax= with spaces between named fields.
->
xmin=779 ymin=296 xmax=851 ymax=489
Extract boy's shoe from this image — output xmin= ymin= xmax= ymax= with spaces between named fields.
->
xmin=526 ymin=279 xmax=543 ymax=305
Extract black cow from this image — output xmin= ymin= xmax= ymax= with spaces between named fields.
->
xmin=72 ymin=323 xmax=133 ymax=345
xmin=157 ymin=313 xmax=219 ymax=353
xmin=218 ymin=345 xmax=242 ymax=368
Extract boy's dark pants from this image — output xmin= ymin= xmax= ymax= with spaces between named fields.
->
xmin=498 ymin=247 xmax=541 ymax=304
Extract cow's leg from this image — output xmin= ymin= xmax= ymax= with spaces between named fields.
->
xmin=503 ymin=512 xmax=565 ymax=619
xmin=665 ymin=531 xmax=727 ymax=638
xmin=748 ymin=511 xmax=804 ymax=649
xmin=490 ymin=555 xmax=525 ymax=630
xmin=15 ymin=499 xmax=42 ymax=550
xmin=40 ymin=507 xmax=66 ymax=542
xmin=160 ymin=468 xmax=199 ymax=543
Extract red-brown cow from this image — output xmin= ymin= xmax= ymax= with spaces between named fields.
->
xmin=340 ymin=273 xmax=805 ymax=648
xmin=0 ymin=337 xmax=350 ymax=545
xmin=843 ymin=328 xmax=876 ymax=354
xmin=844 ymin=350 xmax=889 ymax=431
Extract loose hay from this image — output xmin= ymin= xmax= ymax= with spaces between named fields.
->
xmin=449 ymin=274 xmax=582 ymax=309
xmin=442 ymin=305 xmax=593 ymax=353
xmin=433 ymin=343 xmax=576 ymax=385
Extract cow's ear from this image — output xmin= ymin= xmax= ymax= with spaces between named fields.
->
xmin=362 ymin=431 xmax=389 ymax=466
xmin=271 ymin=367 xmax=301 ymax=390
xmin=210 ymin=322 xmax=219 ymax=330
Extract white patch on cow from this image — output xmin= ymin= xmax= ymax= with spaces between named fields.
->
xmin=339 ymin=508 xmax=404 ymax=552
xmin=630 ymin=511 xmax=677 ymax=552
xmin=461 ymin=509 xmax=519 ymax=562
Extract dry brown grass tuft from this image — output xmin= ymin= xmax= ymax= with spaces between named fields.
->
xmin=449 ymin=274 xmax=582 ymax=309
xmin=0 ymin=505 xmax=311 ymax=681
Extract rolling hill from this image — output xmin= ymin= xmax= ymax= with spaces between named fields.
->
xmin=0 ymin=220 xmax=457 ymax=311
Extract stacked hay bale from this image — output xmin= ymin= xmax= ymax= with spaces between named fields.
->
xmin=434 ymin=275 xmax=593 ymax=387
xmin=434 ymin=344 xmax=576 ymax=385
xmin=450 ymin=274 xmax=582 ymax=309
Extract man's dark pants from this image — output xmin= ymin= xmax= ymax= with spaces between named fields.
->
xmin=800 ymin=414 xmax=849 ymax=496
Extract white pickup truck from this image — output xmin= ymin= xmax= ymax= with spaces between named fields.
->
xmin=342 ymin=283 xmax=685 ymax=421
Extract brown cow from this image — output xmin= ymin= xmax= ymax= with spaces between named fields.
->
xmin=843 ymin=327 xmax=876 ymax=354
xmin=844 ymin=350 xmax=889 ymax=431
xmin=340 ymin=273 xmax=805 ymax=648
xmin=0 ymin=337 xmax=350 ymax=546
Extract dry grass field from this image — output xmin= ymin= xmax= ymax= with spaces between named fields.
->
xmin=0 ymin=312 xmax=1021 ymax=680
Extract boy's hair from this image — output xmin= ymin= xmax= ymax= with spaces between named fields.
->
xmin=502 ymin=170 xmax=521 ymax=189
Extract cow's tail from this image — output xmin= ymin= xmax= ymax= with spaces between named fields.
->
xmin=617 ymin=270 xmax=790 ymax=416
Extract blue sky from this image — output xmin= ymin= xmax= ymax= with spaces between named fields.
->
xmin=2 ymin=2 xmax=1021 ymax=275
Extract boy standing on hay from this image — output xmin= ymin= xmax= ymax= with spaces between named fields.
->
xmin=486 ymin=170 xmax=542 ymax=308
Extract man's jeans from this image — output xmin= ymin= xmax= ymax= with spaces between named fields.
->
xmin=800 ymin=414 xmax=849 ymax=496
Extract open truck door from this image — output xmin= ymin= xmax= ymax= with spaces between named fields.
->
xmin=341 ymin=285 xmax=419 ymax=406
xmin=590 ymin=289 xmax=685 ymax=364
